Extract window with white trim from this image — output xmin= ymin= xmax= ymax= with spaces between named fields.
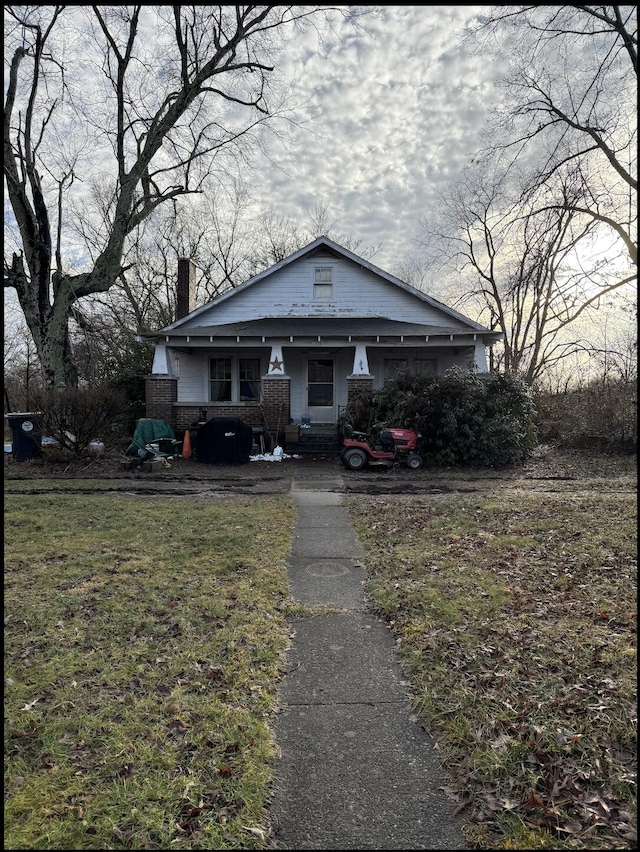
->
xmin=313 ymin=266 xmax=333 ymax=300
xmin=210 ymin=357 xmax=261 ymax=402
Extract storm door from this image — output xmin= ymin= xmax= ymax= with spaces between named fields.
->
xmin=307 ymin=358 xmax=335 ymax=422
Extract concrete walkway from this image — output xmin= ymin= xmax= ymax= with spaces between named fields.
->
xmin=270 ymin=464 xmax=467 ymax=850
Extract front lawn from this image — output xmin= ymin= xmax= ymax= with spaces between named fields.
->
xmin=4 ymin=493 xmax=296 ymax=850
xmin=4 ymin=453 xmax=637 ymax=850
xmin=347 ymin=489 xmax=637 ymax=849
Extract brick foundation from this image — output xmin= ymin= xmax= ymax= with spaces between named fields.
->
xmin=172 ymin=405 xmax=264 ymax=431
xmin=145 ymin=374 xmax=291 ymax=438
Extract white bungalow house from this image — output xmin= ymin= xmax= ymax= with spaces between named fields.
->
xmin=138 ymin=236 xmax=503 ymax=448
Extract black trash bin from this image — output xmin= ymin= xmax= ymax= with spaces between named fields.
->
xmin=6 ymin=413 xmax=43 ymax=461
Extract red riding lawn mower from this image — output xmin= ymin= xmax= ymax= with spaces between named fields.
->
xmin=340 ymin=423 xmax=424 ymax=471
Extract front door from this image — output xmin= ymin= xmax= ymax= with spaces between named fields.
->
xmin=307 ymin=358 xmax=335 ymax=422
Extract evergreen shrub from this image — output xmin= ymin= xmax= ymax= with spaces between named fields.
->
xmin=339 ymin=367 xmax=537 ymax=467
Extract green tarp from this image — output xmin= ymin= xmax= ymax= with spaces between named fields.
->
xmin=127 ymin=418 xmax=178 ymax=457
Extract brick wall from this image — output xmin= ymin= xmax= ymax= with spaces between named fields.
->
xmin=146 ymin=374 xmax=291 ymax=437
xmin=172 ymin=405 xmax=264 ymax=430
xmin=145 ymin=376 xmax=177 ymax=423
xmin=261 ymin=376 xmax=291 ymax=443
xmin=347 ymin=375 xmax=374 ymax=405
xmin=176 ymin=258 xmax=196 ymax=319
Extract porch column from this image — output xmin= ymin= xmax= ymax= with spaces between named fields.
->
xmin=145 ymin=375 xmax=177 ymax=424
xmin=146 ymin=344 xmax=177 ymax=425
xmin=473 ymin=342 xmax=488 ymax=372
xmin=151 ymin=344 xmax=175 ymax=376
xmin=346 ymin=375 xmax=374 ymax=408
xmin=351 ymin=343 xmax=370 ymax=375
xmin=261 ymin=374 xmax=291 ymax=447
xmin=267 ymin=343 xmax=286 ymax=375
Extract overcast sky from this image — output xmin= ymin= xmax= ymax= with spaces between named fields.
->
xmin=3 ymin=5 xmax=505 ymax=329
xmin=249 ymin=5 xmax=504 ymax=272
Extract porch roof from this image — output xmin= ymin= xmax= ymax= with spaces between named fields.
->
xmin=142 ymin=317 xmax=503 ymax=344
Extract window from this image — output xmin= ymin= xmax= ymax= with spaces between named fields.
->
xmin=414 ymin=359 xmax=437 ymax=377
xmin=384 ymin=357 xmax=437 ymax=384
xmin=211 ymin=357 xmax=232 ymax=401
xmin=210 ymin=356 xmax=262 ymax=403
xmin=384 ymin=359 xmax=408 ymax=384
xmin=239 ymin=358 xmax=261 ymax=401
xmin=313 ymin=266 xmax=333 ymax=300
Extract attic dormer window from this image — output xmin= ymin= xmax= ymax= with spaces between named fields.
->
xmin=313 ymin=266 xmax=333 ymax=301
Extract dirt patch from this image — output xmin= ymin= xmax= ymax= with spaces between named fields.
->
xmin=4 ymin=445 xmax=636 ymax=497
xmin=4 ymin=448 xmax=294 ymax=495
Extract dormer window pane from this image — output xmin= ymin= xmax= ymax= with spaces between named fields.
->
xmin=314 ymin=267 xmax=333 ymax=284
xmin=314 ymin=267 xmax=333 ymax=300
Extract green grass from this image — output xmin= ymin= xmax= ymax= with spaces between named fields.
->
xmin=346 ymin=492 xmax=637 ymax=850
xmin=5 ymin=466 xmax=637 ymax=850
xmin=4 ymin=493 xmax=297 ymax=850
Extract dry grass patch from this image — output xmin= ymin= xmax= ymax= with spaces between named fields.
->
xmin=347 ymin=490 xmax=637 ymax=850
xmin=4 ymin=492 xmax=296 ymax=850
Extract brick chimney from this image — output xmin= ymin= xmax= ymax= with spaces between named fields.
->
xmin=176 ymin=257 xmax=196 ymax=320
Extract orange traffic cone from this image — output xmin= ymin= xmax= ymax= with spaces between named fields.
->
xmin=181 ymin=428 xmax=192 ymax=460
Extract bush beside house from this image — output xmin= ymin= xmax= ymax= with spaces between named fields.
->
xmin=340 ymin=367 xmax=538 ymax=467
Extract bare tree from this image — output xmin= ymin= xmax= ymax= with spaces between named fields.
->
xmin=245 ymin=200 xmax=382 ymax=274
xmin=465 ymin=5 xmax=637 ymax=276
xmin=415 ymin=5 xmax=637 ymax=385
xmin=4 ymin=5 xmax=361 ymax=387
xmin=3 ymin=317 xmax=41 ymax=413
xmin=77 ymin=180 xmax=257 ymax=349
xmin=420 ymin=165 xmax=634 ymax=385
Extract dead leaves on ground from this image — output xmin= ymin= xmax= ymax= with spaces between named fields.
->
xmin=350 ymin=492 xmax=637 ymax=849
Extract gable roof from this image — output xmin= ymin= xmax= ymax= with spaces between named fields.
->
xmin=152 ymin=236 xmax=497 ymax=336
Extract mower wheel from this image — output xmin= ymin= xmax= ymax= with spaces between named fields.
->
xmin=342 ymin=448 xmax=368 ymax=471
xmin=406 ymin=453 xmax=423 ymax=470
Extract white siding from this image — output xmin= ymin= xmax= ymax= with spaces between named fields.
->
xmin=173 ymin=345 xmax=482 ymax=406
xmin=178 ymin=253 xmax=468 ymax=330
xmin=174 ymin=348 xmax=271 ymax=404
xmin=174 ymin=351 xmax=208 ymax=402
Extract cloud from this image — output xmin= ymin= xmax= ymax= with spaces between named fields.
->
xmin=248 ymin=6 xmax=506 ymax=272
